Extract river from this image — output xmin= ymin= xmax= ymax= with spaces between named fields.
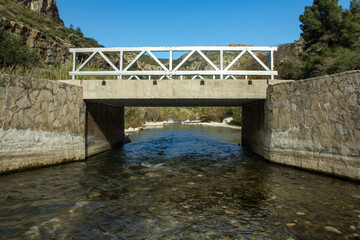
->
xmin=0 ymin=125 xmax=359 ymax=239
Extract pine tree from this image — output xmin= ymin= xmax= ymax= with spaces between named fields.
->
xmin=341 ymin=0 xmax=360 ymax=48
xmin=299 ymin=0 xmax=343 ymax=50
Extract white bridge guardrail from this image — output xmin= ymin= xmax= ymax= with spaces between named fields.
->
xmin=69 ymin=46 xmax=277 ymax=80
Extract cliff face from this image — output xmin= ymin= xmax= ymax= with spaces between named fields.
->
xmin=14 ymin=0 xmax=63 ymax=25
xmin=0 ymin=0 xmax=100 ymax=65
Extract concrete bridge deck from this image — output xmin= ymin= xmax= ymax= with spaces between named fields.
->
xmin=61 ymin=79 xmax=290 ymax=107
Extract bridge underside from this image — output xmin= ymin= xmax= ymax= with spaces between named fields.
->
xmin=84 ymin=98 xmax=264 ymax=107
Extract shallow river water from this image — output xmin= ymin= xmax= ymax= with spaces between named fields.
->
xmin=0 ymin=125 xmax=360 ymax=239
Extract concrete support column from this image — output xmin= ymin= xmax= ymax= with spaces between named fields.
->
xmin=85 ymin=102 xmax=125 ymax=157
xmin=241 ymin=101 xmax=266 ymax=156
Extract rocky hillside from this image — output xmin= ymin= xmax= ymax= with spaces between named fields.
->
xmin=15 ymin=0 xmax=63 ymax=25
xmin=0 ymin=0 xmax=100 ymax=64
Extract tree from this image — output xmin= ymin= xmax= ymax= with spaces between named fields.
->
xmin=75 ymin=26 xmax=84 ymax=37
xmin=69 ymin=24 xmax=74 ymax=30
xmin=299 ymin=0 xmax=343 ymax=50
xmin=341 ymin=0 xmax=360 ymax=48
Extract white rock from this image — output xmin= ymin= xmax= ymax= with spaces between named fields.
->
xmin=222 ymin=117 xmax=233 ymax=124
xmin=324 ymin=226 xmax=341 ymax=234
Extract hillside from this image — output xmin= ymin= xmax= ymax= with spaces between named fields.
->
xmin=0 ymin=0 xmax=100 ymax=65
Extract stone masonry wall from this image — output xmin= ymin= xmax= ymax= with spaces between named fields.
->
xmin=264 ymin=71 xmax=360 ymax=180
xmin=0 ymin=74 xmax=86 ymax=173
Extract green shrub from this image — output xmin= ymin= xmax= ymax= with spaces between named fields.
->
xmin=326 ymin=47 xmax=360 ymax=74
xmin=0 ymin=28 xmax=40 ymax=68
xmin=229 ymin=119 xmax=242 ymax=126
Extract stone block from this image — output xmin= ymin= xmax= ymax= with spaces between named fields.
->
xmin=23 ymin=113 xmax=34 ymax=128
xmin=344 ymin=84 xmax=355 ymax=96
xmin=333 ymin=89 xmax=342 ymax=99
xmin=10 ymin=110 xmax=24 ymax=129
xmin=29 ymin=90 xmax=39 ymax=103
xmin=329 ymin=82 xmax=338 ymax=93
xmin=8 ymin=86 xmax=23 ymax=99
xmin=313 ymin=110 xmax=327 ymax=124
xmin=18 ymin=78 xmax=32 ymax=89
xmin=16 ymin=95 xmax=30 ymax=109
xmin=38 ymin=90 xmax=53 ymax=101
xmin=347 ymin=93 xmax=358 ymax=107
xmin=0 ymin=99 xmax=5 ymax=111
xmin=53 ymin=119 xmax=61 ymax=128
xmin=35 ymin=112 xmax=49 ymax=125
xmin=56 ymin=88 xmax=67 ymax=105
xmin=356 ymin=119 xmax=360 ymax=130
xmin=0 ymin=87 xmax=5 ymax=99
xmin=5 ymin=96 xmax=15 ymax=110
xmin=335 ymin=123 xmax=348 ymax=136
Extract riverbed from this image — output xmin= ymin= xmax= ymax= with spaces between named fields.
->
xmin=0 ymin=125 xmax=359 ymax=239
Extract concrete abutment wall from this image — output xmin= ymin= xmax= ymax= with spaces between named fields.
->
xmin=86 ymin=102 xmax=125 ymax=157
xmin=241 ymin=101 xmax=265 ymax=156
xmin=242 ymin=71 xmax=360 ymax=180
xmin=0 ymin=74 xmax=125 ymax=174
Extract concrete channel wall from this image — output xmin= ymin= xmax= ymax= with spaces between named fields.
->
xmin=0 ymin=74 xmax=124 ymax=174
xmin=242 ymin=71 xmax=360 ymax=180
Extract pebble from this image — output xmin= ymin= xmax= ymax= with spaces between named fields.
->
xmin=350 ymin=225 xmax=356 ymax=230
xmin=230 ymin=220 xmax=239 ymax=227
xmin=296 ymin=212 xmax=305 ymax=216
xmin=286 ymin=223 xmax=296 ymax=227
xmin=145 ymin=173 xmax=159 ymax=177
xmin=352 ymin=195 xmax=360 ymax=200
xmin=225 ymin=210 xmax=235 ymax=215
xmin=75 ymin=201 xmax=88 ymax=208
xmin=89 ymin=192 xmax=101 ymax=199
xmin=324 ymin=226 xmax=341 ymax=234
xmin=269 ymin=196 xmax=277 ymax=200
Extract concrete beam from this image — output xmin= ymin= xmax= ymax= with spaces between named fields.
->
xmin=79 ymin=79 xmax=268 ymax=107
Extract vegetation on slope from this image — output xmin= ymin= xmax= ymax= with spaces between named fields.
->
xmin=0 ymin=0 xmax=99 ymax=48
xmin=0 ymin=28 xmax=40 ymax=68
xmin=277 ymin=0 xmax=360 ymax=79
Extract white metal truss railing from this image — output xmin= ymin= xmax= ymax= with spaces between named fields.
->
xmin=69 ymin=46 xmax=278 ymax=80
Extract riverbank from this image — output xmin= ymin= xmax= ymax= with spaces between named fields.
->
xmin=124 ymin=118 xmax=242 ymax=135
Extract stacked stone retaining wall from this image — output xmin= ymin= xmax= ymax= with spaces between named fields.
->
xmin=0 ymin=74 xmax=86 ymax=173
xmin=243 ymin=71 xmax=360 ymax=180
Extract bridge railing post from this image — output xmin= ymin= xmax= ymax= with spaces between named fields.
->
xmin=169 ymin=50 xmax=173 ymax=79
xmin=220 ymin=50 xmax=224 ymax=80
xmin=118 ymin=51 xmax=123 ymax=80
xmin=72 ymin=51 xmax=76 ymax=80
xmin=270 ymin=50 xmax=274 ymax=80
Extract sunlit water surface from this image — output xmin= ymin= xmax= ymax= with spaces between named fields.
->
xmin=0 ymin=125 xmax=360 ymax=239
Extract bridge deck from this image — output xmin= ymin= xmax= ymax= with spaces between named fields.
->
xmin=61 ymin=79 xmax=275 ymax=107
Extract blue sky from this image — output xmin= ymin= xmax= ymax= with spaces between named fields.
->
xmin=57 ymin=0 xmax=351 ymax=48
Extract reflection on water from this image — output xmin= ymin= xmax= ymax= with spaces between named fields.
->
xmin=0 ymin=125 xmax=359 ymax=239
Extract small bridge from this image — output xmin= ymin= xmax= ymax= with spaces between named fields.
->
xmin=65 ymin=46 xmax=282 ymax=107
xmin=69 ymin=46 xmax=278 ymax=81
